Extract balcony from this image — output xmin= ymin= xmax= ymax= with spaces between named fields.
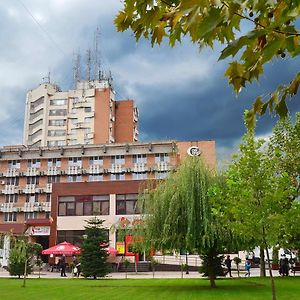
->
xmin=1 ymin=203 xmax=13 ymax=212
xmin=24 ymin=184 xmax=36 ymax=194
xmin=133 ymin=163 xmax=147 ymax=173
xmin=156 ymin=162 xmax=171 ymax=172
xmin=67 ymin=165 xmax=82 ymax=175
xmin=47 ymin=166 xmax=59 ymax=176
xmin=46 ymin=183 xmax=52 ymax=193
xmin=88 ymin=165 xmax=103 ymax=174
xmin=26 ymin=167 xmax=38 ymax=176
xmin=40 ymin=202 xmax=51 ymax=212
xmin=111 ymin=164 xmax=125 ymax=174
xmin=5 ymin=168 xmax=19 ymax=177
xmin=24 ymin=202 xmax=36 ymax=212
xmin=3 ymin=185 xmax=17 ymax=194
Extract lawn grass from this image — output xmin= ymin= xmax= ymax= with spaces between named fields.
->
xmin=0 ymin=277 xmax=299 ymax=300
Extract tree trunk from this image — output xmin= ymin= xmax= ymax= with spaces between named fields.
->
xmin=262 ymin=227 xmax=277 ymax=300
xmin=22 ymin=259 xmax=27 ymax=288
xmin=207 ymin=251 xmax=216 ymax=288
xmin=260 ymin=247 xmax=266 ymax=277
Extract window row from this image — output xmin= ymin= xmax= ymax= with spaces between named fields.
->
xmin=4 ymin=194 xmax=51 ymax=203
xmin=4 ymin=212 xmax=43 ymax=222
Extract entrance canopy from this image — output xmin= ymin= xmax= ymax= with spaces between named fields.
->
xmin=42 ymin=241 xmax=81 ymax=255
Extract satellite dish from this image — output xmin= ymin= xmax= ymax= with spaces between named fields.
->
xmin=187 ymin=146 xmax=201 ymax=156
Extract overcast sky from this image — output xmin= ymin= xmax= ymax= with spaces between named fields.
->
xmin=0 ymin=1 xmax=299 ymax=166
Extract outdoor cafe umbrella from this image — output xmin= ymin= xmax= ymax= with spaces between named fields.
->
xmin=42 ymin=241 xmax=81 ymax=255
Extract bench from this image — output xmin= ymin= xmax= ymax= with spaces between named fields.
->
xmin=291 ymin=265 xmax=300 ymax=276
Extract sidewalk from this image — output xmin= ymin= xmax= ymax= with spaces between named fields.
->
xmin=0 ymin=267 xmax=297 ymax=279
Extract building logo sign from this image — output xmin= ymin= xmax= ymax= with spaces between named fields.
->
xmin=28 ymin=226 xmax=50 ymax=236
xmin=187 ymin=146 xmax=201 ymax=156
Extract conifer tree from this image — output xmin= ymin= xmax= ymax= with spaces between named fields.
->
xmin=81 ymin=217 xmax=109 ymax=279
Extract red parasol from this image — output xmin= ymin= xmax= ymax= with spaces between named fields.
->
xmin=107 ymin=246 xmax=118 ymax=255
xmin=42 ymin=241 xmax=81 ymax=255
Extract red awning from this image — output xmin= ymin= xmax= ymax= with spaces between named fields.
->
xmin=42 ymin=241 xmax=81 ymax=255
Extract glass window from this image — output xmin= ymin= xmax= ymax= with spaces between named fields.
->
xmin=5 ymin=194 xmax=18 ymax=203
xmin=4 ymin=212 xmax=17 ymax=222
xmin=27 ymin=177 xmax=39 ymax=185
xmin=46 ymin=194 xmax=51 ymax=202
xmin=6 ymin=177 xmax=19 ymax=185
xmin=48 ymin=130 xmax=66 ymax=137
xmin=59 ymin=203 xmax=66 ymax=216
xmin=88 ymin=175 xmax=103 ymax=182
xmin=116 ymin=194 xmax=139 ymax=215
xmin=111 ymin=155 xmax=125 ymax=165
xmin=49 ymin=119 xmax=66 ymax=126
xmin=50 ymin=99 xmax=67 ymax=106
xmin=26 ymin=194 xmax=38 ymax=203
xmin=84 ymin=117 xmax=93 ymax=123
xmin=48 ymin=158 xmax=61 ymax=167
xmin=8 ymin=160 xmax=20 ymax=169
xmin=47 ymin=140 xmax=66 ymax=147
xmin=47 ymin=176 xmax=60 ymax=183
xmin=49 ymin=109 xmax=67 ymax=116
xmin=89 ymin=156 xmax=103 ymax=166
xmin=133 ymin=172 xmax=147 ymax=180
xmin=67 ymin=175 xmax=82 ymax=182
xmin=155 ymin=153 xmax=170 ymax=163
xmin=111 ymin=173 xmax=125 ymax=181
xmin=68 ymin=157 xmax=82 ymax=167
xmin=133 ymin=154 xmax=147 ymax=164
xmin=66 ymin=202 xmax=75 ymax=215
xmin=24 ymin=212 xmax=37 ymax=220
xmin=84 ymin=107 xmax=92 ymax=113
xmin=28 ymin=159 xmax=40 ymax=168
xmin=155 ymin=171 xmax=169 ymax=179
xmin=29 ymin=108 xmax=43 ymax=120
xmin=30 ymin=96 xmax=44 ymax=109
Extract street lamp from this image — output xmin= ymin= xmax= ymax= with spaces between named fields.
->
xmin=185 ymin=251 xmax=189 ymax=274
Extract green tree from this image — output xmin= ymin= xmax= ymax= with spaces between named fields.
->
xmin=136 ymin=157 xmax=239 ymax=288
xmin=223 ymin=126 xmax=294 ymax=300
xmin=8 ymin=237 xmax=42 ymax=287
xmin=81 ymin=217 xmax=109 ymax=279
xmin=115 ymin=0 xmax=300 ymax=126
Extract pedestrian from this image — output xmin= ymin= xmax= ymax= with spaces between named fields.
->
xmin=224 ymin=255 xmax=233 ymax=277
xmin=279 ymin=254 xmax=289 ymax=276
xmin=60 ymin=255 xmax=67 ymax=277
xmin=245 ymin=259 xmax=251 ymax=277
xmin=75 ymin=262 xmax=81 ymax=277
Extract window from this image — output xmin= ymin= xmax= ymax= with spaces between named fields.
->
xmin=46 ymin=194 xmax=51 ymax=202
xmin=84 ymin=107 xmax=92 ymax=113
xmin=84 ymin=117 xmax=93 ymax=123
xmin=111 ymin=155 xmax=125 ymax=165
xmin=30 ymin=96 xmax=44 ymax=109
xmin=50 ymin=99 xmax=67 ymax=106
xmin=133 ymin=154 xmax=147 ymax=164
xmin=29 ymin=119 xmax=43 ymax=131
xmin=70 ymin=118 xmax=78 ymax=125
xmin=155 ymin=153 xmax=170 ymax=163
xmin=58 ymin=195 xmax=109 ymax=216
xmin=49 ymin=109 xmax=67 ymax=116
xmin=68 ymin=157 xmax=82 ymax=167
xmin=8 ymin=160 xmax=20 ymax=169
xmin=88 ymin=174 xmax=103 ymax=182
xmin=48 ymin=130 xmax=66 ymax=136
xmin=27 ymin=177 xmax=39 ymax=185
xmin=4 ymin=212 xmax=16 ymax=222
xmin=155 ymin=171 xmax=169 ymax=179
xmin=89 ymin=156 xmax=103 ymax=166
xmin=47 ymin=176 xmax=60 ymax=183
xmin=28 ymin=129 xmax=42 ymax=142
xmin=49 ymin=119 xmax=66 ymax=126
xmin=67 ymin=175 xmax=82 ymax=182
xmin=111 ymin=173 xmax=125 ymax=181
xmin=68 ymin=139 xmax=78 ymax=145
xmin=70 ymin=128 xmax=77 ymax=135
xmin=28 ymin=159 xmax=40 ymax=168
xmin=116 ymin=194 xmax=139 ymax=215
xmin=5 ymin=194 xmax=18 ymax=203
xmin=29 ymin=108 xmax=43 ymax=120
xmin=133 ymin=172 xmax=147 ymax=180
xmin=72 ymin=97 xmax=79 ymax=104
xmin=6 ymin=177 xmax=19 ymax=185
xmin=24 ymin=212 xmax=37 ymax=220
xmin=48 ymin=158 xmax=61 ymax=167
xmin=26 ymin=194 xmax=38 ymax=203
xmin=47 ymin=140 xmax=66 ymax=147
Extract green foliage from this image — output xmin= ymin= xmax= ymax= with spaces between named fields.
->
xmin=8 ymin=238 xmax=42 ymax=279
xmin=136 ymin=157 xmax=241 ymax=287
xmin=115 ymin=1 xmax=300 ymax=127
xmin=233 ymin=256 xmax=241 ymax=266
xmin=81 ymin=217 xmax=109 ymax=279
xmin=199 ymin=253 xmax=224 ymax=278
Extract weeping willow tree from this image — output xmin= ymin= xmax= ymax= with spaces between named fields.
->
xmin=135 ymin=157 xmax=240 ymax=288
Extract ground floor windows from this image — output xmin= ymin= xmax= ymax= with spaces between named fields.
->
xmin=4 ymin=212 xmax=17 ymax=222
xmin=116 ymin=194 xmax=139 ymax=215
xmin=58 ymin=195 xmax=109 ymax=216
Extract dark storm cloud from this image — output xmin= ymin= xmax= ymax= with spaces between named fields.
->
xmin=0 ymin=1 xmax=298 ymax=166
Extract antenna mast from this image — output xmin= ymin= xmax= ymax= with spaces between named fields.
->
xmin=93 ymin=27 xmax=101 ymax=81
xmin=73 ymin=50 xmax=81 ymax=86
xmin=86 ymin=49 xmax=92 ymax=82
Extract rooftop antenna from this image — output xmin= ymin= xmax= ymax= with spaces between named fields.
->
xmin=93 ymin=27 xmax=101 ymax=81
xmin=73 ymin=50 xmax=81 ymax=86
xmin=86 ymin=49 xmax=92 ymax=82
xmin=42 ymin=71 xmax=50 ymax=84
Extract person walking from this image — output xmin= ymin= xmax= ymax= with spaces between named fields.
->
xmin=224 ymin=255 xmax=233 ymax=277
xmin=245 ymin=259 xmax=251 ymax=277
xmin=60 ymin=255 xmax=67 ymax=277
